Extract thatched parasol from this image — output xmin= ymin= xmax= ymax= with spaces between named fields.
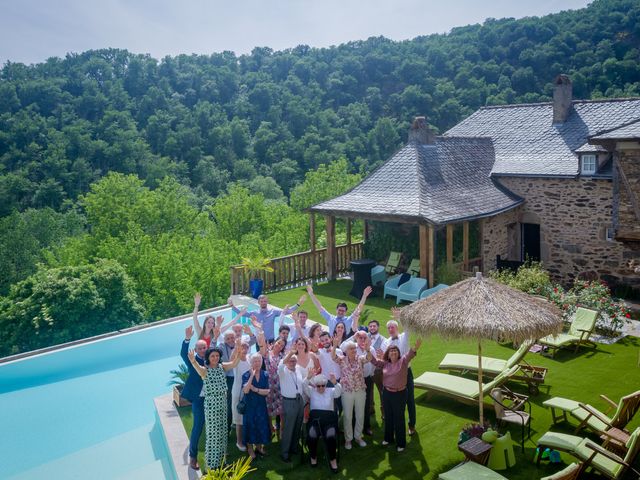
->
xmin=400 ymin=272 xmax=562 ymax=423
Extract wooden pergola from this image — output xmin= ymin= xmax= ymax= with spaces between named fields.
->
xmin=309 ymin=212 xmax=478 ymax=287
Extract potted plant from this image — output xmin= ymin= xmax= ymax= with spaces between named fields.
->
xmin=168 ymin=364 xmax=191 ymax=407
xmin=241 ymin=256 xmax=274 ymax=299
xmin=201 ymin=456 xmax=255 ymax=479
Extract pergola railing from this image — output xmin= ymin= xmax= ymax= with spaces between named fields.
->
xmin=230 ymin=242 xmax=364 ymax=295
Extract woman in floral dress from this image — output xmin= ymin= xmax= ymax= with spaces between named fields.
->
xmin=188 ymin=338 xmax=241 ymax=471
xmin=264 ymin=337 xmax=285 ymax=438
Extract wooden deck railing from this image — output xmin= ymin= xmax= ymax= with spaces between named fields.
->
xmin=456 ymin=257 xmax=483 ymax=277
xmin=230 ymin=242 xmax=364 ymax=295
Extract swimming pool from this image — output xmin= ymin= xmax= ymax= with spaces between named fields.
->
xmin=0 ymin=305 xmax=258 ymax=479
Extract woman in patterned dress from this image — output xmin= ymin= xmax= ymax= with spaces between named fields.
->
xmin=263 ymin=337 xmax=285 ymax=438
xmin=188 ymin=338 xmax=241 ymax=471
xmin=231 ymin=341 xmax=251 ymax=451
xmin=242 ymin=352 xmax=272 ymax=460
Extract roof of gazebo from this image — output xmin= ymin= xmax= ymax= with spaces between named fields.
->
xmin=310 ymin=134 xmax=523 ymax=225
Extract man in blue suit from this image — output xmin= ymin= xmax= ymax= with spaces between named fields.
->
xmin=181 ymin=326 xmax=208 ymax=470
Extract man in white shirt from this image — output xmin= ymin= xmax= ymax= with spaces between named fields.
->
xmin=290 ymin=310 xmax=312 ymax=341
xmin=381 ymin=308 xmax=416 ymax=435
xmin=278 ymin=350 xmax=305 ymax=462
xmin=367 ymin=319 xmax=387 ymax=420
xmin=316 ymin=331 xmax=343 ymax=414
xmin=341 ymin=330 xmax=377 ymax=435
xmin=306 ymin=285 xmax=372 ymax=335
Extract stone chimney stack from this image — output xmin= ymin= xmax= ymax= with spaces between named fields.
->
xmin=408 ymin=116 xmax=435 ymax=144
xmin=552 ymin=74 xmax=573 ymax=124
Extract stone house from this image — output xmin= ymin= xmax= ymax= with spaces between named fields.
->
xmin=311 ymin=75 xmax=640 ymax=293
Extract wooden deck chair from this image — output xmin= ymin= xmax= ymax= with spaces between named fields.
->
xmin=491 ymin=387 xmax=532 ymax=453
xmin=414 ymin=365 xmax=520 ymax=406
xmin=439 ymin=341 xmax=532 ymax=376
xmin=537 ymin=427 xmax=640 ymax=480
xmin=544 ymin=390 xmax=640 ymax=437
xmin=438 ymin=460 xmax=582 ymax=480
xmin=538 ymin=307 xmax=598 ymax=357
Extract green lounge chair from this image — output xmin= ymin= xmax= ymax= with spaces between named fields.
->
xmin=371 ymin=251 xmax=403 ymax=286
xmin=414 ymin=365 xmax=520 ymax=406
xmin=419 ymin=283 xmax=449 ymax=299
xmin=396 ymin=277 xmax=428 ymax=304
xmin=438 ymin=461 xmax=581 ymax=480
xmin=407 ymin=258 xmax=421 ymax=276
xmin=537 ymin=427 xmax=640 ymax=479
xmin=439 ymin=341 xmax=532 ymax=376
xmin=544 ymin=390 xmax=640 ymax=436
xmin=538 ymin=307 xmax=598 ymax=357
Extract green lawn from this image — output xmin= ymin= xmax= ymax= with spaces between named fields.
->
xmin=178 ymin=279 xmax=640 ymax=479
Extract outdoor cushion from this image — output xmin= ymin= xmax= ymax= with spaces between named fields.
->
xmin=439 ymin=342 xmax=530 ymax=375
xmin=439 ymin=354 xmax=507 ymax=375
xmin=537 ymin=431 xmax=586 ymax=453
xmin=544 ymin=397 xmax=581 ymax=412
xmin=539 ymin=333 xmax=580 ymax=347
xmin=540 ymin=463 xmax=581 ymax=480
xmin=438 ymin=461 xmax=508 ymax=480
xmin=568 ymin=307 xmax=599 ymax=336
xmin=414 ymin=372 xmax=482 ymax=398
xmin=543 ymin=397 xmax=611 ymax=432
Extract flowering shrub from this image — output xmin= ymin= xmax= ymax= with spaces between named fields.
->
xmin=491 ymin=264 xmax=631 ymax=337
xmin=458 ymin=422 xmax=493 ymax=444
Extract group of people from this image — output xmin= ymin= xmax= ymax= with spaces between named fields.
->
xmin=180 ymin=285 xmax=421 ymax=473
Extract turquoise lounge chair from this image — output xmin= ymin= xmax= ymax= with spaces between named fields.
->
xmin=419 ymin=283 xmax=449 ymax=299
xmin=383 ymin=275 xmax=403 ymax=299
xmin=396 ymin=277 xmax=428 ymax=304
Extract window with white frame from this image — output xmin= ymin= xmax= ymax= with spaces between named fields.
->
xmin=581 ymin=154 xmax=597 ymax=175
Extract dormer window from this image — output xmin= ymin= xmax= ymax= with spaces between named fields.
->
xmin=581 ymin=154 xmax=596 ymax=175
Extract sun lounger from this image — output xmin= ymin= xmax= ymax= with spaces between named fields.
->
xmin=414 ymin=365 xmax=520 ymax=405
xmin=439 ymin=341 xmax=532 ymax=376
xmin=538 ymin=307 xmax=598 ymax=357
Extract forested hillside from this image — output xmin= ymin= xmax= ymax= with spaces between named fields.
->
xmin=1 ymin=0 xmax=639 ymax=355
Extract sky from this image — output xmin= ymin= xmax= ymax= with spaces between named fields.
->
xmin=0 ymin=0 xmax=591 ymax=65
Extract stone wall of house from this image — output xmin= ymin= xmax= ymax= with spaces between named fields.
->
xmin=481 ymin=207 xmax=521 ymax=271
xmin=495 ymin=176 xmax=639 ymax=290
xmin=617 ymin=148 xmax=640 ymax=241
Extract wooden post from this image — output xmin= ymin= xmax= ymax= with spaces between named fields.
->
xmin=427 ymin=225 xmax=435 ymax=288
xmin=419 ymin=224 xmax=428 ymax=279
xmin=478 ymin=340 xmax=484 ymax=424
xmin=310 ymin=213 xmax=316 ymax=282
xmin=446 ymin=224 xmax=454 ymax=264
xmin=463 ymin=221 xmax=469 ymax=271
xmin=346 ymin=218 xmax=352 ymax=265
xmin=325 ymin=215 xmax=337 ymax=281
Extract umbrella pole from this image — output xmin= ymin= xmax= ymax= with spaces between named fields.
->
xmin=478 ymin=340 xmax=484 ymax=424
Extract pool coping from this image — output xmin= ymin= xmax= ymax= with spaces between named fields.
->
xmin=154 ymin=393 xmax=201 ymax=480
xmin=0 ymin=295 xmax=258 ymax=365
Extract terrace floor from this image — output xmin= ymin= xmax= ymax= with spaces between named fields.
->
xmin=179 ymin=279 xmax=640 ymax=479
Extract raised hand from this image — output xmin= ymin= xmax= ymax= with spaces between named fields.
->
xmin=257 ymin=331 xmax=266 ymax=346
xmin=298 ymin=294 xmax=307 ymax=305
xmin=363 ymin=286 xmax=373 ymax=298
xmin=391 ymin=306 xmax=401 ymax=319
xmin=239 ymin=307 xmax=248 ymax=316
xmin=215 ymin=315 xmax=224 ymax=327
xmin=185 ymin=325 xmax=194 ymax=340
xmin=243 ymin=324 xmax=252 ymax=335
xmin=213 ymin=327 xmax=221 ymax=339
xmin=414 ymin=338 xmax=422 ymax=350
xmin=227 ymin=296 xmax=234 ymax=307
xmin=249 ymin=314 xmax=261 ymax=329
xmin=307 ymin=367 xmax=316 ymax=380
xmin=332 ymin=335 xmax=341 ymax=348
xmin=329 ymin=373 xmax=337 ymax=385
xmin=188 ymin=349 xmax=196 ymax=362
xmin=194 ymin=293 xmax=201 ymax=308
xmin=235 ymin=337 xmax=242 ymax=348
xmin=376 ymin=348 xmax=384 ymax=360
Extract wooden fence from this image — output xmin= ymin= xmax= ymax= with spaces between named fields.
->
xmin=230 ymin=242 xmax=364 ymax=295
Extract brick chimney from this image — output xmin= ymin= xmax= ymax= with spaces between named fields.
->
xmin=552 ymin=74 xmax=573 ymax=124
xmin=408 ymin=116 xmax=435 ymax=144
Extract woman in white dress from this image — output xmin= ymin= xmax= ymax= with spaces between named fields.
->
xmin=231 ymin=341 xmax=251 ymax=451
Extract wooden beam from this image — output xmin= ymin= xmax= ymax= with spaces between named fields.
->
xmin=419 ymin=224 xmax=428 ymax=279
xmin=325 ymin=215 xmax=337 ymax=281
xmin=428 ymin=225 xmax=435 ymax=288
xmin=446 ymin=224 xmax=454 ymax=264
xmin=463 ymin=221 xmax=469 ymax=271
xmin=346 ymin=218 xmax=352 ymax=266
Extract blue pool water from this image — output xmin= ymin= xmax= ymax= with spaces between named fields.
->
xmin=0 ymin=305 xmax=259 ymax=480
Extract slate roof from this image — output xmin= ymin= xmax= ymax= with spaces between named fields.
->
xmin=574 ymin=142 xmax=607 ymax=153
xmin=445 ymin=99 xmax=640 ymax=177
xmin=590 ymin=118 xmax=640 ymax=141
xmin=310 ymin=137 xmax=523 ymax=225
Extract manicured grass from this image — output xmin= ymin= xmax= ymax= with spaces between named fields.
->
xmin=178 ymin=279 xmax=640 ymax=479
